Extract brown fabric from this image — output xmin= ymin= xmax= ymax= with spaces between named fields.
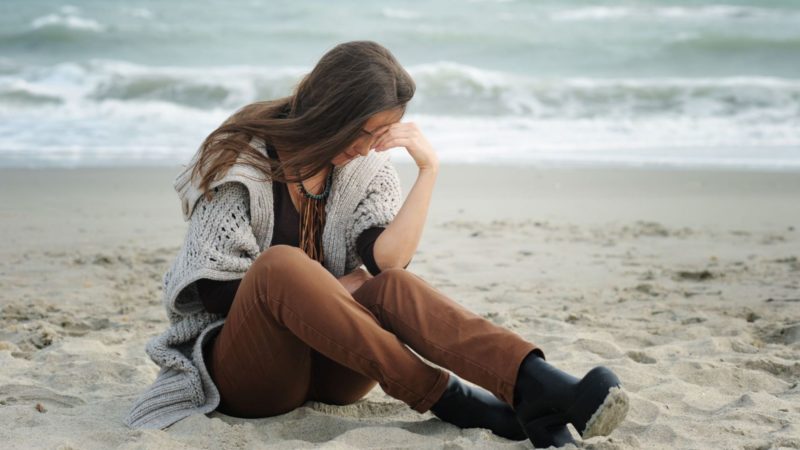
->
xmin=202 ymin=245 xmax=544 ymax=417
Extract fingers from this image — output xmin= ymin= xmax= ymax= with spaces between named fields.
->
xmin=374 ymin=136 xmax=412 ymax=151
xmin=371 ymin=123 xmax=416 ymax=150
xmin=373 ymin=131 xmax=407 ymax=148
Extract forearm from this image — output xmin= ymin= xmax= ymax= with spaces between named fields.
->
xmin=373 ymin=167 xmax=438 ymax=270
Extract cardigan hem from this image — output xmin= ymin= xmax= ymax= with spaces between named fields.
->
xmin=123 ymin=318 xmax=225 ymax=430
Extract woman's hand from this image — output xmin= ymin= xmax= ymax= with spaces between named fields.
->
xmin=371 ymin=122 xmax=439 ymax=172
xmin=336 ymin=267 xmax=373 ymax=295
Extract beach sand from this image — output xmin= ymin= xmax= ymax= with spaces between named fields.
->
xmin=0 ymin=162 xmax=798 ymax=449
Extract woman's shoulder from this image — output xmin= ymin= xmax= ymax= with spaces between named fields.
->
xmin=191 ymin=182 xmax=251 ymax=223
xmin=201 ymin=182 xmax=249 ymax=203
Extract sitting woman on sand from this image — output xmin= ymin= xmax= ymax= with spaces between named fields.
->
xmin=124 ymin=40 xmax=629 ymax=448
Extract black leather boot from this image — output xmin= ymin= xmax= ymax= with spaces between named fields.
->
xmin=512 ymin=351 xmax=630 ymax=446
xmin=429 ymin=372 xmax=572 ymax=444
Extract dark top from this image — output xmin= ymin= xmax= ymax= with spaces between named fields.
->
xmin=196 ymin=143 xmax=408 ymax=315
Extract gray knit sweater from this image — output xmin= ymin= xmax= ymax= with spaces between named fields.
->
xmin=123 ymin=136 xmax=402 ymax=430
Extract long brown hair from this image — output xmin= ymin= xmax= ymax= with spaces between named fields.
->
xmin=190 ymin=40 xmax=415 ymax=201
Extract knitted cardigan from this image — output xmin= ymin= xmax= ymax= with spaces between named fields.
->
xmin=123 ymin=136 xmax=403 ymax=430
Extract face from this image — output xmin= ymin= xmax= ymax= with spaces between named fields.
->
xmin=331 ymin=108 xmax=403 ymax=167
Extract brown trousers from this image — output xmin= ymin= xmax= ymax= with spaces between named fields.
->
xmin=203 ymin=244 xmax=544 ymax=418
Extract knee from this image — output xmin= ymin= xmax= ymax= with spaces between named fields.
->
xmin=352 ymin=268 xmax=423 ymax=317
xmin=252 ymin=244 xmax=312 ymax=278
xmin=351 ymin=268 xmax=411 ymax=297
xmin=372 ymin=267 xmax=418 ymax=286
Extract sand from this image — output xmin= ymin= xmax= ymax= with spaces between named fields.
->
xmin=0 ymin=162 xmax=798 ymax=449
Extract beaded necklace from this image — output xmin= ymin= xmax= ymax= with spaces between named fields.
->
xmin=294 ymin=162 xmax=333 ymax=264
xmin=273 ymin=105 xmax=333 ymax=264
xmin=265 ymin=137 xmax=333 ymax=265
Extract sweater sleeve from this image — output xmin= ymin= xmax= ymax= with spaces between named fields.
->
xmin=356 ymin=226 xmax=411 ymax=276
xmin=164 ymin=181 xmax=260 ymax=317
xmin=345 ymin=160 xmax=403 ymax=274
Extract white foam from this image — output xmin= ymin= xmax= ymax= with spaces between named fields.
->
xmin=381 ymin=8 xmax=421 ymax=19
xmin=30 ymin=12 xmax=105 ymax=32
xmin=550 ymin=5 xmax=790 ymax=22
xmin=121 ymin=7 xmax=153 ymax=19
xmin=551 ymin=7 xmax=632 ymax=21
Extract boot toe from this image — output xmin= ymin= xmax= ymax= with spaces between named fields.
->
xmin=579 ymin=385 xmax=629 ymax=439
xmin=569 ymin=366 xmax=630 ymax=438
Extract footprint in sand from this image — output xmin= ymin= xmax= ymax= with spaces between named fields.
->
xmin=279 ymin=403 xmax=419 ymax=444
xmin=626 ymin=350 xmax=657 ymax=364
xmin=0 ymin=384 xmax=85 ymax=408
xmin=743 ymin=359 xmax=800 ymax=384
xmin=307 ymin=399 xmax=408 ymax=418
xmin=573 ymin=338 xmax=624 ymax=359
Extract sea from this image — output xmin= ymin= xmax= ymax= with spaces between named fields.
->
xmin=1 ymin=0 xmax=799 ymax=170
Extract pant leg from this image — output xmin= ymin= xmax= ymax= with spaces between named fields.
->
xmin=307 ymin=349 xmax=379 ymax=406
xmin=220 ymin=244 xmax=451 ymax=414
xmin=204 ymin=273 xmax=314 ymax=418
xmin=350 ymin=268 xmax=545 ymax=407
xmin=203 ymin=251 xmax=403 ymax=417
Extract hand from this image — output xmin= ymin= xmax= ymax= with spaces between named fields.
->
xmin=336 ymin=267 xmax=373 ymax=295
xmin=371 ymin=121 xmax=439 ymax=172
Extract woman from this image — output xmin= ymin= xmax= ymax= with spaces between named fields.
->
xmin=124 ymin=41 xmax=629 ymax=448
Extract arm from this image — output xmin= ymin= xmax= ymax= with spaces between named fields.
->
xmin=358 ymin=226 xmax=410 ymax=276
xmin=337 ymin=225 xmax=411 ymax=295
xmin=372 ymin=167 xmax=438 ymax=271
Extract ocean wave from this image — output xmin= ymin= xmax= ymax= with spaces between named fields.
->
xmin=120 ymin=7 xmax=154 ymax=19
xmin=0 ymin=6 xmax=106 ymax=48
xmin=31 ymin=13 xmax=105 ymax=32
xmin=410 ymin=62 xmax=800 ymax=121
xmin=30 ymin=5 xmax=102 ymax=29
xmin=0 ymin=88 xmax=61 ymax=105
xmin=1 ymin=60 xmax=799 ymax=125
xmin=464 ymin=0 xmax=517 ymax=3
xmin=380 ymin=8 xmax=421 ymax=19
xmin=0 ymin=60 xmax=305 ymax=109
xmin=666 ymin=34 xmax=800 ymax=52
xmin=549 ymin=5 xmax=797 ymax=22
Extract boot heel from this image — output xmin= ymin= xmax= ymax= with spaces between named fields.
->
xmin=567 ymin=366 xmax=630 ymax=438
xmin=429 ymin=373 xmax=529 ymax=441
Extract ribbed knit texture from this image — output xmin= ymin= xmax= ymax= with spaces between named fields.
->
xmin=123 ymin=136 xmax=402 ymax=430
